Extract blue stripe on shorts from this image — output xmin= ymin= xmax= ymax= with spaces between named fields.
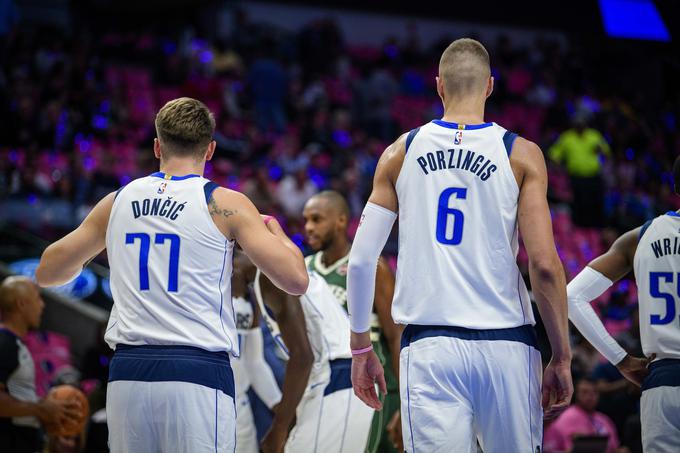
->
xmin=642 ymin=359 xmax=680 ymax=392
xmin=324 ymin=358 xmax=353 ymax=396
xmin=400 ymin=324 xmax=538 ymax=350
xmin=109 ymin=344 xmax=235 ymax=397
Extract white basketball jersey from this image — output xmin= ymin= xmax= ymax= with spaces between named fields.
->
xmin=254 ymin=270 xmax=351 ymax=366
xmin=634 ymin=212 xmax=680 ymax=360
xmin=233 ymin=296 xmax=255 ymax=333
xmin=104 ymin=172 xmax=238 ymax=354
xmin=231 ymin=296 xmax=255 ymax=396
xmin=393 ymin=120 xmax=533 ymax=329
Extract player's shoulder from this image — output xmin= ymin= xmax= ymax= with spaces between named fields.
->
xmin=508 ymin=136 xmax=543 ymax=159
xmin=208 ymin=186 xmax=252 ymax=209
xmin=508 ymin=136 xmax=546 ymax=175
xmin=613 ymin=222 xmax=650 ymax=262
xmin=386 ymin=131 xmax=410 ymax=157
xmin=376 ymin=132 xmax=409 ymax=184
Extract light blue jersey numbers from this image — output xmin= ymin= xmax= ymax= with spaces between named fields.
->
xmin=125 ymin=232 xmax=181 ymax=292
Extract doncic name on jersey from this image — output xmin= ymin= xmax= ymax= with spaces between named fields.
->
xmin=416 ymin=147 xmax=497 ymax=181
xmin=131 ymin=196 xmax=187 ymax=221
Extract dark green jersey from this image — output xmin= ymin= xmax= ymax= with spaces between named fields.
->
xmin=305 ymin=251 xmax=350 ymax=310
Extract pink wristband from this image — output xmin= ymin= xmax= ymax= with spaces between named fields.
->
xmin=263 ymin=215 xmax=274 ymax=225
xmin=351 ymin=345 xmax=373 ymax=356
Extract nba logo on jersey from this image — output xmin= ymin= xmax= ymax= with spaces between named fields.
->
xmin=454 ymin=131 xmax=463 ymax=145
xmin=157 ymin=182 xmax=167 ymax=194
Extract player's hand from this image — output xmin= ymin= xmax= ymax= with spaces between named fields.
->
xmin=616 ymin=353 xmax=655 ymax=387
xmin=36 ymin=398 xmax=82 ymax=430
xmin=351 ymin=350 xmax=387 ymax=410
xmin=542 ymin=359 xmax=573 ymax=420
xmin=260 ymin=424 xmax=288 ymax=453
xmin=387 ymin=410 xmax=403 ymax=451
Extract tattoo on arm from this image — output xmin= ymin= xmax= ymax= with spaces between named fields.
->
xmin=209 ymin=196 xmax=237 ymax=218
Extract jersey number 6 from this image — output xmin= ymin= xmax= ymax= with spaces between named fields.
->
xmin=125 ymin=233 xmax=181 ymax=292
xmin=436 ymin=187 xmax=467 ymax=246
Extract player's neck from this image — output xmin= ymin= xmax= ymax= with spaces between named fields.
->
xmin=441 ymin=101 xmax=486 ymax=125
xmin=159 ymin=159 xmax=205 ymax=177
xmin=322 ymin=238 xmax=350 ymax=266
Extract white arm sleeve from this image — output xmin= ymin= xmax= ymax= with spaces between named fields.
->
xmin=347 ymin=202 xmax=397 ymax=333
xmin=567 ymin=266 xmax=627 ymax=365
xmin=242 ymin=327 xmax=282 ymax=409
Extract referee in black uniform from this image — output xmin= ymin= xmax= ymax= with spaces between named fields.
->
xmin=0 ymin=276 xmax=80 ymax=453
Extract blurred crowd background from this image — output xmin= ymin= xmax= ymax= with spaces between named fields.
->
xmin=1 ymin=1 xmax=679 ymax=452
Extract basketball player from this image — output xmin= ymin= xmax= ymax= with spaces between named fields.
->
xmin=303 ymin=190 xmax=402 ymax=452
xmin=35 ymin=98 xmax=309 ymax=452
xmin=230 ymin=256 xmax=283 ymax=453
xmin=235 ymin=252 xmax=374 ymax=452
xmin=566 ymin=156 xmax=680 ymax=452
xmin=347 ymin=39 xmax=573 ymax=452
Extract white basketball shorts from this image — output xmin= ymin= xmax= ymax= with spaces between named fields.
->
xmin=107 ymin=345 xmax=236 ymax=453
xmin=399 ymin=324 xmax=543 ymax=453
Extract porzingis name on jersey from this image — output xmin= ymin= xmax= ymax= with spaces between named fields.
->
xmin=131 ymin=197 xmax=186 ymax=221
xmin=650 ymin=236 xmax=680 ymax=258
xmin=416 ymin=148 xmax=497 ymax=181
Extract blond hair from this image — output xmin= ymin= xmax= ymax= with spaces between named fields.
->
xmin=154 ymin=97 xmax=216 ymax=158
xmin=439 ymin=38 xmax=490 ymax=99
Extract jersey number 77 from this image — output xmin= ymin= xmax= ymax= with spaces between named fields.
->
xmin=125 ymin=232 xmax=181 ymax=292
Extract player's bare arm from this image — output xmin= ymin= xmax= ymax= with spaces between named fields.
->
xmin=257 ymin=272 xmax=313 ymax=453
xmin=374 ymin=257 xmax=401 ymax=378
xmin=36 ymin=192 xmax=115 ymax=287
xmin=589 ymin=227 xmax=640 ymax=280
xmin=511 ymin=137 xmax=573 ymax=412
xmin=364 ymin=133 xmax=406 ymax=213
xmin=209 ymin=187 xmax=308 ymax=295
xmin=568 ymin=226 xmax=652 ymax=385
xmin=348 ymin=134 xmax=405 ymax=410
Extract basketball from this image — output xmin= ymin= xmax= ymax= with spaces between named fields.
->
xmin=47 ymin=385 xmax=90 ymax=437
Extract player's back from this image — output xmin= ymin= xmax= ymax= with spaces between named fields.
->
xmin=104 ymin=172 xmax=237 ymax=354
xmin=634 ymin=212 xmax=680 ymax=361
xmin=393 ymin=120 xmax=533 ymax=329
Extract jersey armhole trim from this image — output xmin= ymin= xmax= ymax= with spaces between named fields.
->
xmin=114 ymin=185 xmax=126 ymax=200
xmin=502 ymin=130 xmax=518 ymax=157
xmin=405 ymin=127 xmax=421 ymax=155
xmin=204 ymin=181 xmax=220 ymax=205
xmin=639 ymin=219 xmax=653 ymax=241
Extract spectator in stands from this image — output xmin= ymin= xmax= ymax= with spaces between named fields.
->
xmin=276 ymin=164 xmax=318 ymax=218
xmin=0 ymin=276 xmax=79 ymax=453
xmin=544 ymin=378 xmax=622 ymax=453
xmin=549 ymin=115 xmax=611 ymax=227
xmin=247 ymin=42 xmax=288 ymax=134
xmin=570 ymin=335 xmax=600 ymax=381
